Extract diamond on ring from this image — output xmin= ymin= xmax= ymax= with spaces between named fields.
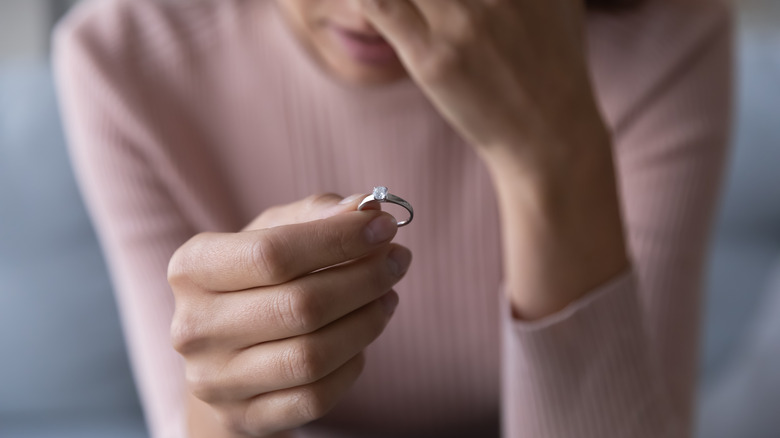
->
xmin=373 ymin=186 xmax=388 ymax=201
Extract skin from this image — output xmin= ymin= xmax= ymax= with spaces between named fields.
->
xmin=274 ymin=0 xmax=408 ymax=84
xmin=173 ymin=0 xmax=629 ymax=436
xmin=174 ymin=194 xmax=404 ymax=438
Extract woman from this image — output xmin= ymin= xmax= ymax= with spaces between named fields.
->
xmin=54 ymin=0 xmax=733 ymax=437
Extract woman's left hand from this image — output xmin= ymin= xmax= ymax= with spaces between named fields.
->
xmin=363 ymin=0 xmax=628 ymax=320
xmin=360 ymin=0 xmax=604 ymax=164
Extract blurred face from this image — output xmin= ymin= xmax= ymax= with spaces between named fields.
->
xmin=275 ymin=0 xmax=409 ymax=85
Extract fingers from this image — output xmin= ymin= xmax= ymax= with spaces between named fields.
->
xmin=169 ymin=209 xmax=399 ymax=292
xmin=361 ymin=0 xmax=497 ymax=73
xmin=171 ymin=244 xmax=411 ymax=352
xmin=359 ymin=0 xmax=429 ymax=57
xmin=244 ymin=193 xmax=371 ymax=231
xmin=170 ymin=190 xmax=410 ymax=435
xmin=407 ymin=0 xmax=469 ymax=31
xmin=187 ymin=291 xmax=398 ymax=404
xmin=220 ymin=353 xmax=367 ymax=437
xmin=362 ymin=0 xmax=486 ymax=37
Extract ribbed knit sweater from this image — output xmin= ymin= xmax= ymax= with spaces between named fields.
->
xmin=53 ymin=0 xmax=733 ymax=437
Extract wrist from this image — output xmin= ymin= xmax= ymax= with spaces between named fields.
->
xmin=482 ymin=132 xmax=615 ymax=220
xmin=480 ymin=100 xmax=613 ymax=183
xmin=481 ymin=121 xmax=629 ymax=320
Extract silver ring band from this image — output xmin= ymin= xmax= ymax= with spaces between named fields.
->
xmin=357 ymin=186 xmax=414 ymax=227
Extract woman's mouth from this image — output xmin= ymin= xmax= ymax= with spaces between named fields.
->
xmin=328 ymin=25 xmax=400 ymax=65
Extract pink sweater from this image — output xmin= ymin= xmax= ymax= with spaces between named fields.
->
xmin=54 ymin=0 xmax=733 ymax=437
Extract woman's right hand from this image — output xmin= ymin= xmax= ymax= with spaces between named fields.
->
xmin=168 ymin=194 xmax=412 ymax=437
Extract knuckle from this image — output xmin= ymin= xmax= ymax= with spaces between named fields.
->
xmin=283 ymin=339 xmax=325 ymax=384
xmin=170 ymin=309 xmax=209 ymax=356
xmin=186 ymin=364 xmax=222 ymax=403
xmin=167 ymin=237 xmax=197 ymax=289
xmin=167 ymin=248 xmax=187 ymax=288
xmin=250 ymin=235 xmax=290 ymax=284
xmin=279 ymin=287 xmax=325 ymax=334
xmin=168 ymin=233 xmax=218 ymax=290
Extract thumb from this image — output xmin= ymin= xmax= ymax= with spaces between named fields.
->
xmin=243 ymin=192 xmax=378 ymax=231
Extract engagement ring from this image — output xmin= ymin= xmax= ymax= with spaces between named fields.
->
xmin=357 ymin=186 xmax=414 ymax=227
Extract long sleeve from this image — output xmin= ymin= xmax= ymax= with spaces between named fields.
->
xmin=54 ymin=5 xmax=198 ymax=437
xmin=501 ymin=1 xmax=733 ymax=437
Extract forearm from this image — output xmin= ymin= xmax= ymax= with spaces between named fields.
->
xmin=490 ymin=116 xmax=677 ymax=436
xmin=481 ymin=114 xmax=629 ymax=321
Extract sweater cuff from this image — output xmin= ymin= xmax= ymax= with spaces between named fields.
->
xmin=500 ymin=269 xmax=679 ymax=437
xmin=505 ymin=269 xmax=638 ymax=331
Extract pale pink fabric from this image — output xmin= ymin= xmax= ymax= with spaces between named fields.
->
xmin=53 ymin=0 xmax=733 ymax=437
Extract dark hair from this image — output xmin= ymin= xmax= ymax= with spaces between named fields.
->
xmin=586 ymin=0 xmax=645 ymax=11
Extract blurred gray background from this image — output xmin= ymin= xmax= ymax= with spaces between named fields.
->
xmin=1 ymin=0 xmax=779 ymax=437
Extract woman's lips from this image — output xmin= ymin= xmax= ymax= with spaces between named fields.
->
xmin=329 ymin=26 xmax=400 ymax=65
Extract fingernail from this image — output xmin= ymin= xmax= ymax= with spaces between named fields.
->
xmin=379 ymin=292 xmax=399 ymax=316
xmin=386 ymin=246 xmax=412 ymax=277
xmin=339 ymin=193 xmax=365 ymax=205
xmin=365 ymin=215 xmax=397 ymax=244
